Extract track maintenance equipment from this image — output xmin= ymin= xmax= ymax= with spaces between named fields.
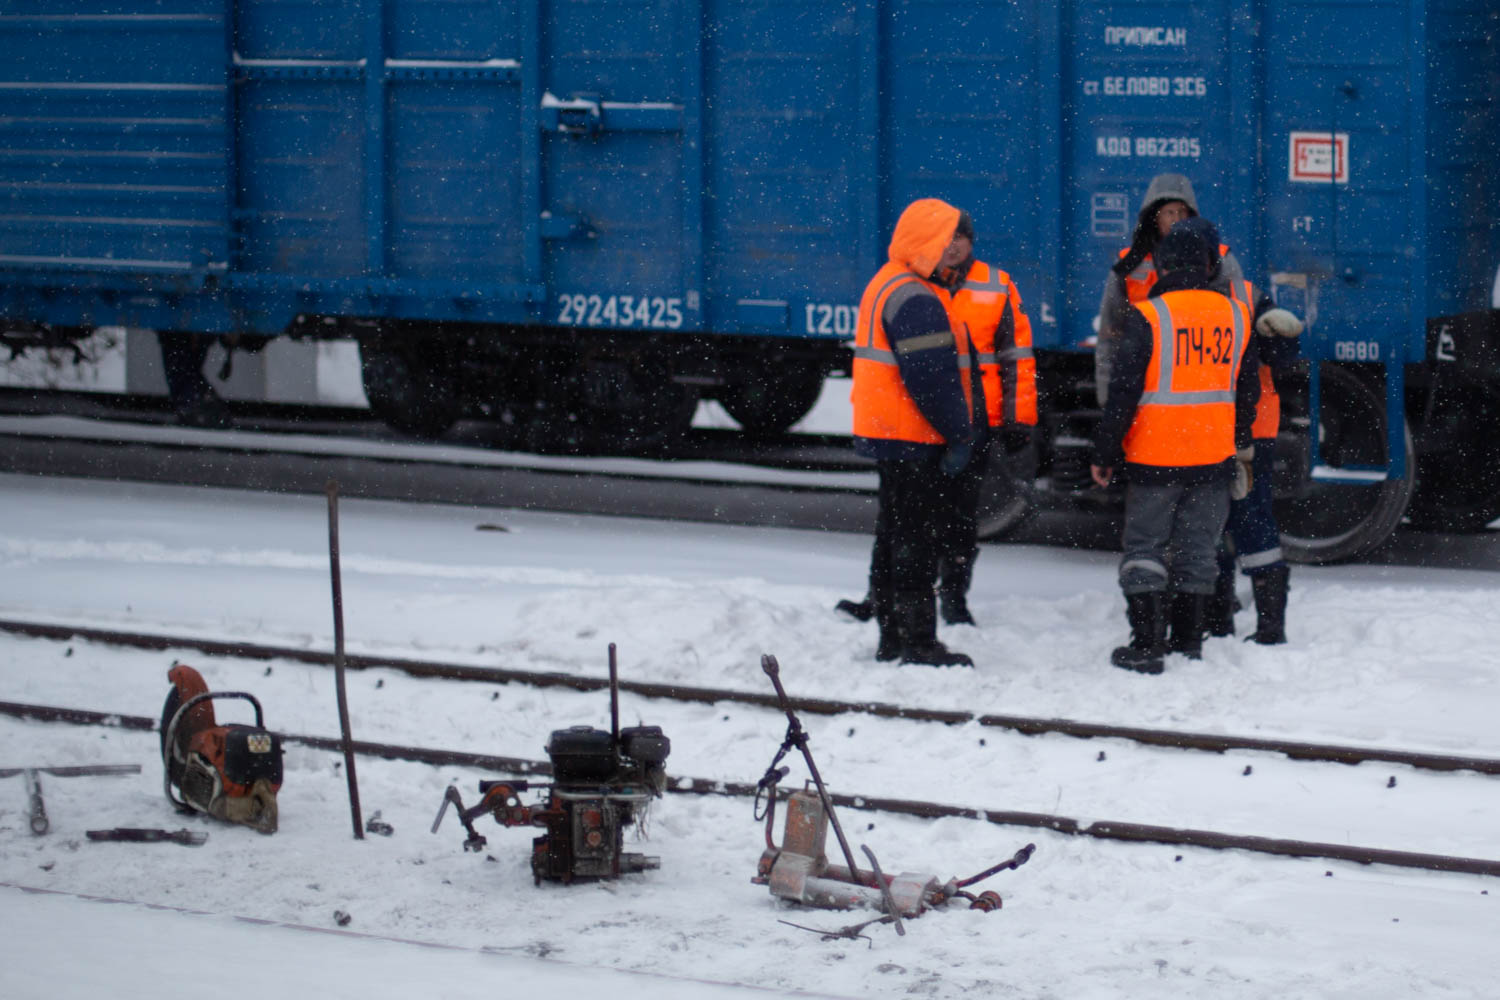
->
xmin=432 ymin=643 xmax=670 ymax=884
xmin=160 ymin=663 xmax=282 ymax=834
xmin=753 ymin=654 xmax=1033 ymax=934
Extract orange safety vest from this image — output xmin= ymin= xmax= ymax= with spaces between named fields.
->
xmin=950 ymin=260 xmax=1037 ymax=428
xmin=1118 ymin=243 xmax=1233 ymax=303
xmin=851 ymin=262 xmax=974 ymax=444
xmin=1123 ymin=288 xmax=1252 ymax=467
xmin=1223 ymin=278 xmax=1281 ymax=440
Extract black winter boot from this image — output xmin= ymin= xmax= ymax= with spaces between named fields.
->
xmin=835 ymin=592 xmax=874 ymax=622
xmin=1167 ymin=592 xmax=1207 ymax=659
xmin=1249 ymin=565 xmax=1290 ymax=645
xmin=1111 ymin=592 xmax=1166 ymax=674
xmin=1205 ymin=565 xmax=1237 ymax=637
xmin=937 ymin=549 xmax=979 ymax=626
xmin=895 ymin=591 xmax=973 ymax=667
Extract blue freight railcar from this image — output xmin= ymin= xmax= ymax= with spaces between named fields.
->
xmin=1 ymin=0 xmax=1497 ymax=560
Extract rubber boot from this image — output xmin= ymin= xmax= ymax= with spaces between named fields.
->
xmin=937 ymin=549 xmax=978 ymax=626
xmin=874 ymin=591 xmax=902 ymax=661
xmin=1167 ymin=592 xmax=1207 ymax=659
xmin=1111 ymin=591 xmax=1165 ymax=674
xmin=1249 ymin=565 xmax=1289 ymax=645
xmin=895 ymin=591 xmax=973 ymax=667
xmin=1204 ymin=561 xmax=1237 ymax=637
xmin=835 ymin=591 xmax=874 ymax=622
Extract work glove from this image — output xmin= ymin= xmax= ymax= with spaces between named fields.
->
xmin=939 ymin=440 xmax=973 ymax=477
xmin=1002 ymin=426 xmax=1033 ymax=456
xmin=1255 ymin=308 xmax=1304 ymax=338
xmin=1231 ymin=445 xmax=1254 ymax=501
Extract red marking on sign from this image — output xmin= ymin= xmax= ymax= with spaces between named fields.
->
xmin=1289 ymin=132 xmax=1349 ymax=184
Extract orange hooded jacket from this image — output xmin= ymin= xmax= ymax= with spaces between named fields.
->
xmin=851 ymin=199 xmax=976 ymax=447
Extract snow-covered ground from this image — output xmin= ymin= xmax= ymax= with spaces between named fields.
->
xmin=2 ymin=472 xmax=1498 ymax=999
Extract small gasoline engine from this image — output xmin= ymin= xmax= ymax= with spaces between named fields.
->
xmin=160 ymin=663 xmax=282 ymax=834
xmin=432 ymin=645 xmax=670 ymax=884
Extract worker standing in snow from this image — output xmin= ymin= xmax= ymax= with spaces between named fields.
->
xmin=1095 ymin=172 xmax=1303 ymax=649
xmin=1213 ymin=280 xmax=1303 ymax=644
xmin=1090 ymin=218 xmax=1261 ymax=674
xmin=934 ymin=223 xmax=1037 ymax=626
xmin=837 ymin=214 xmax=1036 ymax=628
xmin=845 ymin=198 xmax=984 ymax=667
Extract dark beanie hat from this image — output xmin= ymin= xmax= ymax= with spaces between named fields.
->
xmin=953 ymin=211 xmax=975 ymax=242
xmin=1155 ymin=216 xmax=1221 ymax=275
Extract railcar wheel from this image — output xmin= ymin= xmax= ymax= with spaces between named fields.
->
xmin=976 ymin=435 xmax=1039 ymax=539
xmin=359 ymin=336 xmax=461 ymax=439
xmin=718 ymin=360 xmax=825 ymax=436
xmin=1274 ymin=363 xmax=1416 ymax=564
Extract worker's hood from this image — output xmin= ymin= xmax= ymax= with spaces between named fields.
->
xmin=887 ymin=198 xmax=961 ymax=280
xmin=1139 ymin=172 xmax=1200 ymax=217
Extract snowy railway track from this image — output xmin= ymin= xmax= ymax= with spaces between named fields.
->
xmin=3 ymin=694 xmax=1499 ymax=879
xmin=4 ymin=616 xmax=1498 ymax=780
xmin=2 ymin=617 xmax=1500 ymax=779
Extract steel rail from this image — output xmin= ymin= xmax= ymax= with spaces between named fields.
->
xmin=5 ymin=617 xmax=1499 ymax=778
xmin=3 ymin=696 xmax=1498 ymax=878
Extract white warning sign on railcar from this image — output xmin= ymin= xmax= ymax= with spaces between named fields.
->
xmin=1288 ymin=131 xmax=1349 ymax=184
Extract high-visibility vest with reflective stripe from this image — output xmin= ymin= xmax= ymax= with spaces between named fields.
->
xmin=951 ymin=260 xmax=1037 ymax=428
xmin=1119 ymin=243 xmax=1233 ymax=303
xmin=851 ymin=261 xmax=974 ymax=444
xmin=1123 ymin=288 xmax=1252 ymax=467
xmin=1224 ymin=278 xmax=1282 ymax=439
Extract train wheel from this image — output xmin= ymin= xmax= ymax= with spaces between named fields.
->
xmin=358 ymin=336 xmax=461 ymax=438
xmin=1405 ymin=385 xmax=1500 ymax=532
xmin=717 ymin=360 xmax=825 ymax=436
xmin=1275 ymin=363 xmax=1415 ymax=564
xmin=977 ymin=436 xmax=1038 ymax=539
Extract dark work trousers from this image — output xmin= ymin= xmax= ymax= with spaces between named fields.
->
xmin=157 ymin=331 xmax=214 ymax=405
xmin=869 ymin=455 xmax=965 ymax=610
xmin=1119 ymin=480 xmax=1231 ymax=596
xmin=938 ymin=436 xmax=991 ymax=569
xmin=1226 ymin=439 xmax=1284 ymax=575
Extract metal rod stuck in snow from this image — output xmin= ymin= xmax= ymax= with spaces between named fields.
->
xmin=326 ymin=480 xmax=364 ymax=840
xmin=609 ymin=642 xmax=620 ymax=743
xmin=761 ymin=653 xmax=862 ymax=884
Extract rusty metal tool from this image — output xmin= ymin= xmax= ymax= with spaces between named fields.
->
xmin=0 ymin=764 xmax=141 ymax=835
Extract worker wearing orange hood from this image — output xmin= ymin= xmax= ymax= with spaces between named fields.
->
xmin=847 ymin=198 xmax=985 ymax=668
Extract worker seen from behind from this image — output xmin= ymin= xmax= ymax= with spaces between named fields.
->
xmin=1096 ymin=173 xmax=1244 ymax=405
xmin=1090 ymin=217 xmax=1263 ymax=674
xmin=845 ymin=198 xmax=984 ymax=667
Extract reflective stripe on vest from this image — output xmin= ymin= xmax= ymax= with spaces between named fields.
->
xmin=1124 ymin=289 xmax=1250 ymax=467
